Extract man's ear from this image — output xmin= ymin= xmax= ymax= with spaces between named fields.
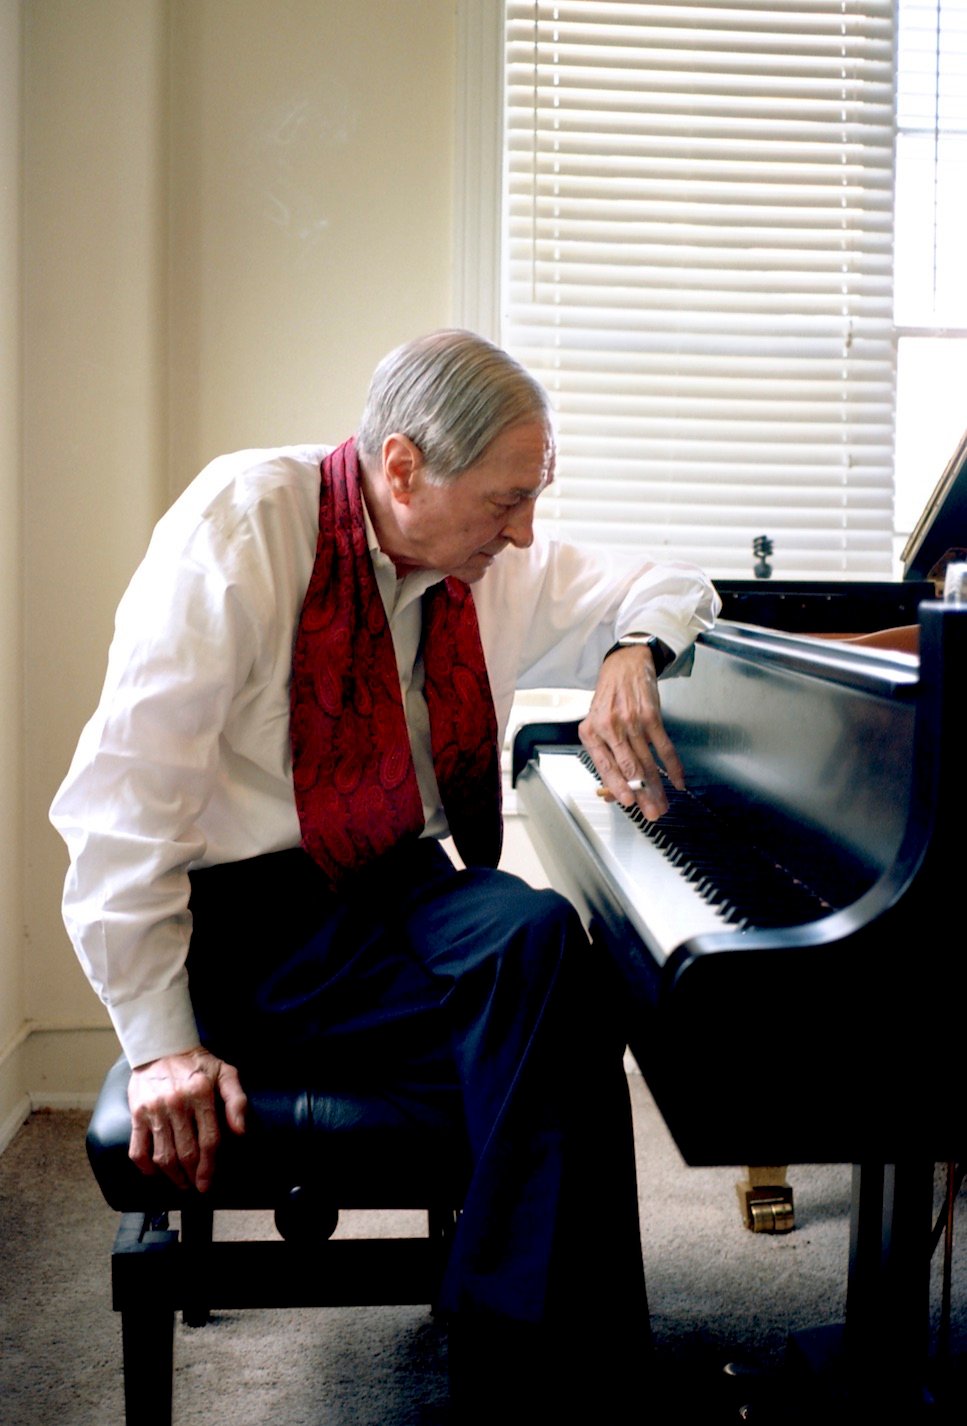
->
xmin=382 ymin=434 xmax=424 ymax=504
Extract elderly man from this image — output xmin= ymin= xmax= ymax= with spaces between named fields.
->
xmin=51 ymin=330 xmax=718 ymax=1419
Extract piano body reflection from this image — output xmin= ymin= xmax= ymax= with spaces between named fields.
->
xmin=513 ymin=599 xmax=967 ymax=1405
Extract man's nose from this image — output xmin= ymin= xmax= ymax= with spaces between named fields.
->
xmin=501 ymin=501 xmax=536 ymax=548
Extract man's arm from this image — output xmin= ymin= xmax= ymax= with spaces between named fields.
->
xmin=53 ymin=564 xmax=254 ymax=1182
xmin=51 ymin=502 xmax=268 ymax=1184
xmin=52 ymin=452 xmax=332 ymax=1189
xmin=477 ymin=538 xmax=719 ymax=705
xmin=52 ymin=454 xmax=326 ymax=1070
xmin=476 ymin=536 xmax=718 ymax=804
xmin=51 ymin=518 xmax=257 ymax=1056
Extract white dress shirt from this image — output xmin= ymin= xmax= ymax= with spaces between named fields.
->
xmin=50 ymin=444 xmax=720 ymax=1067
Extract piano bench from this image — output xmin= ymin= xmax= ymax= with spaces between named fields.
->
xmin=86 ymin=1056 xmax=470 ymax=1426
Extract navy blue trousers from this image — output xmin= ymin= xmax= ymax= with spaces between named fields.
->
xmin=186 ymin=840 xmax=649 ymax=1412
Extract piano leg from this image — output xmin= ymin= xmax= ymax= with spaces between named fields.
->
xmin=846 ymin=1161 xmax=934 ymax=1407
xmin=735 ymin=1164 xmax=795 ymax=1232
xmin=786 ymin=1160 xmax=935 ymax=1415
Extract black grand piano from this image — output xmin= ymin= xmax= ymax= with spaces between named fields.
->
xmin=515 ymin=601 xmax=965 ymax=1167
xmin=515 ymin=603 xmax=966 ymax=1411
xmin=512 ymin=439 xmax=967 ymax=1412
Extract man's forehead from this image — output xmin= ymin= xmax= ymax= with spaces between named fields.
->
xmin=504 ymin=468 xmax=553 ymax=500
xmin=491 ymin=453 xmax=554 ymax=496
xmin=495 ymin=430 xmax=555 ymax=484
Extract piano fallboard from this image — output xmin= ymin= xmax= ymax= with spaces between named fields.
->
xmin=514 ymin=604 xmax=967 ymax=1167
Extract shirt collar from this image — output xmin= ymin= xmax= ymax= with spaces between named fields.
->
xmin=361 ymin=491 xmax=444 ymax=612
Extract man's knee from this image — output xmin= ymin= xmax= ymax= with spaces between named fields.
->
xmin=403 ymin=866 xmax=592 ymax=1012
xmin=450 ymin=874 xmax=592 ymax=1009
xmin=469 ymin=872 xmax=586 ymax=967
xmin=467 ymin=870 xmax=582 ymax=940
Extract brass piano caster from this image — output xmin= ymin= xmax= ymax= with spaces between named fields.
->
xmin=736 ymin=1166 xmax=795 ymax=1233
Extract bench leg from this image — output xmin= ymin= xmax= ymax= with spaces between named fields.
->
xmin=112 ymin=1213 xmax=178 ymax=1426
xmin=121 ymin=1299 xmax=174 ymax=1426
xmin=181 ymin=1201 xmax=215 ymax=1328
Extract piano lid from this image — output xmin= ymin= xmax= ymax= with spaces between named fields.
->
xmin=901 ymin=423 xmax=967 ymax=587
xmin=712 ymin=578 xmax=933 ymax=634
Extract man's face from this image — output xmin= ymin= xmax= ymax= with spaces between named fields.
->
xmin=393 ymin=419 xmax=555 ymax=583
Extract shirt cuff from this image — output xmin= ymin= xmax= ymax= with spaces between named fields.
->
xmin=612 ymin=626 xmax=696 ymax=680
xmin=112 ymin=983 xmax=202 ymax=1069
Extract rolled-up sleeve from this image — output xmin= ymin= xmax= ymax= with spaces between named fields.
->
xmin=474 ymin=535 xmax=720 ymax=730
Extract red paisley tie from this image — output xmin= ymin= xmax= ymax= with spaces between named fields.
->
xmin=289 ymin=438 xmax=502 ymax=887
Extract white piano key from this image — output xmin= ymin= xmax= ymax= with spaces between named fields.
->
xmin=535 ymin=750 xmax=735 ymax=962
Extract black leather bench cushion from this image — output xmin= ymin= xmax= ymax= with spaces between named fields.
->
xmin=87 ymin=1057 xmax=470 ymax=1213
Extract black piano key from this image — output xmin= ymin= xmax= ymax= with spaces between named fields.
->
xmin=577 ymin=750 xmax=831 ymax=931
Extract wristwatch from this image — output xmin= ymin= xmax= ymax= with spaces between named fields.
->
xmin=603 ymin=633 xmax=676 ymax=678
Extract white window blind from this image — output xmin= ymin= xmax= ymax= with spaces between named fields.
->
xmin=893 ymin=0 xmax=967 ymax=544
xmin=895 ymin=0 xmax=967 ymax=329
xmin=502 ymin=1 xmax=897 ymax=580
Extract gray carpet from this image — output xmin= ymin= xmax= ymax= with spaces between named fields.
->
xmin=1 ymin=1072 xmax=964 ymax=1424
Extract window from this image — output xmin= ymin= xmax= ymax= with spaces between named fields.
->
xmin=453 ymin=1 xmax=967 ymax=578
xmin=500 ymin=1 xmax=897 ymax=581
xmin=893 ymin=0 xmax=967 ymax=553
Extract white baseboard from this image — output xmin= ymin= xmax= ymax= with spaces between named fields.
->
xmin=0 ymin=1022 xmax=119 ymax=1155
xmin=0 ymin=1091 xmax=31 ymax=1156
xmin=30 ymin=1089 xmax=101 ymax=1110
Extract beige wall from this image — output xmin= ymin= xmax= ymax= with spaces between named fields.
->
xmin=0 ymin=0 xmax=25 ymax=1140
xmin=166 ymin=0 xmax=456 ymax=492
xmin=5 ymin=0 xmax=459 ymax=1131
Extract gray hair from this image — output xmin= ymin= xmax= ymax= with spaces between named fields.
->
xmin=356 ymin=330 xmax=552 ymax=482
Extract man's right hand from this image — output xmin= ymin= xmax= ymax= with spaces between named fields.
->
xmin=127 ymin=1046 xmax=247 ymax=1194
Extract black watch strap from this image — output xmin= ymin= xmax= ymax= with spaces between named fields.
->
xmin=603 ymin=633 xmax=676 ymax=678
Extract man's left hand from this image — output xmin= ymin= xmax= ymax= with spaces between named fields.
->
xmin=127 ymin=1047 xmax=247 ymax=1194
xmin=578 ymin=644 xmax=684 ymax=820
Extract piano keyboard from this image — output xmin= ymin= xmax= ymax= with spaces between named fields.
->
xmin=533 ymin=748 xmax=831 ymax=964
